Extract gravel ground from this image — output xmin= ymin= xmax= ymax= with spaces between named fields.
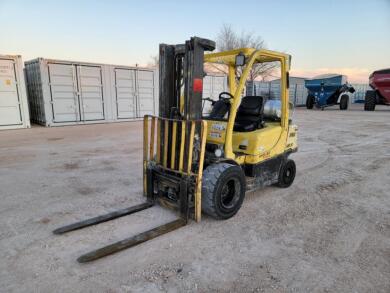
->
xmin=0 ymin=104 xmax=389 ymax=292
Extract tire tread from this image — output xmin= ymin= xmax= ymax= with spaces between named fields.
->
xmin=202 ymin=163 xmax=244 ymax=219
xmin=364 ymin=91 xmax=376 ymax=111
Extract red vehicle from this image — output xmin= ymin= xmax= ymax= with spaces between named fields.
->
xmin=364 ymin=69 xmax=390 ymax=111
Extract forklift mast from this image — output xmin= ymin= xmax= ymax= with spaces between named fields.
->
xmin=159 ymin=37 xmax=215 ymax=120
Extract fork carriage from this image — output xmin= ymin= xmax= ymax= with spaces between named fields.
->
xmin=143 ymin=115 xmax=208 ymax=223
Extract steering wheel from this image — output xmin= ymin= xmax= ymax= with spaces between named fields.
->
xmin=202 ymin=97 xmax=216 ymax=105
xmin=219 ymin=92 xmax=234 ymax=101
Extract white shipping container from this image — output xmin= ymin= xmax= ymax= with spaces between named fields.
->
xmin=0 ymin=54 xmax=30 ymax=130
xmin=24 ymin=58 xmax=158 ymax=126
xmin=24 ymin=57 xmax=227 ymax=127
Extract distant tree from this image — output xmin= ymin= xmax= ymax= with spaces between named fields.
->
xmin=208 ymin=24 xmax=277 ymax=81
xmin=148 ymin=55 xmax=159 ymax=67
xmin=217 ymin=24 xmax=265 ymax=52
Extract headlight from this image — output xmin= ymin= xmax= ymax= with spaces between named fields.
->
xmin=214 ymin=148 xmax=223 ymax=158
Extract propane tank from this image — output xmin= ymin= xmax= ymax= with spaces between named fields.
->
xmin=263 ymin=99 xmax=281 ymax=120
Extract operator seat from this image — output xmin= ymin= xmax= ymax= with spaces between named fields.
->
xmin=208 ymin=99 xmax=230 ymax=120
xmin=234 ymin=96 xmax=264 ymax=132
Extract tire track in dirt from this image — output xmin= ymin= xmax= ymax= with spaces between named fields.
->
xmin=315 ymin=168 xmax=363 ymax=194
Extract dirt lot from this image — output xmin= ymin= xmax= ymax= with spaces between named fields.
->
xmin=0 ymin=104 xmax=389 ymax=292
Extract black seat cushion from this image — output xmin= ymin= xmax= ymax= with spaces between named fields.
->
xmin=234 ymin=96 xmax=264 ymax=132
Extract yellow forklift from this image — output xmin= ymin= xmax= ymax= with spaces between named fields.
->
xmin=54 ymin=37 xmax=298 ymax=262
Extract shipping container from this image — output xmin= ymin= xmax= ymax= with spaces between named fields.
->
xmin=24 ymin=58 xmax=158 ymax=126
xmin=0 ymin=54 xmax=30 ymax=130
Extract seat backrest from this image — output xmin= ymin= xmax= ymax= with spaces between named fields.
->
xmin=208 ymin=100 xmax=230 ymax=120
xmin=236 ymin=96 xmax=264 ymax=120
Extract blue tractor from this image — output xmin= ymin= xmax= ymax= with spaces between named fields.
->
xmin=305 ymin=74 xmax=355 ymax=110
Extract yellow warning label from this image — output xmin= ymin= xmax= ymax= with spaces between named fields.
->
xmin=5 ymin=79 xmax=11 ymax=86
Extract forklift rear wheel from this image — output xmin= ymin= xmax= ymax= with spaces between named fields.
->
xmin=364 ymin=91 xmax=376 ymax=111
xmin=306 ymin=95 xmax=314 ymax=109
xmin=202 ymin=163 xmax=246 ymax=220
xmin=339 ymin=94 xmax=349 ymax=110
xmin=277 ymin=159 xmax=296 ymax=188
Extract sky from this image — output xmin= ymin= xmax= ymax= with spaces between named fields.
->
xmin=1 ymin=0 xmax=389 ymax=83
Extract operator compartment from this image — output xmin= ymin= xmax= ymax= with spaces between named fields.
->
xmin=202 ymin=48 xmax=298 ymax=164
xmin=204 ymin=95 xmax=288 ymax=156
xmin=232 ymin=98 xmax=283 ymax=155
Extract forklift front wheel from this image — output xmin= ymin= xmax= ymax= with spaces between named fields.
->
xmin=202 ymin=163 xmax=246 ymax=220
xmin=277 ymin=159 xmax=296 ymax=188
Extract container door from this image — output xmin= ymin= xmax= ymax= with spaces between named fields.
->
xmin=137 ymin=70 xmax=155 ymax=117
xmin=212 ymin=76 xmax=226 ymax=98
xmin=48 ymin=63 xmax=80 ymax=122
xmin=0 ymin=59 xmax=22 ymax=126
xmin=115 ymin=68 xmax=136 ymax=119
xmin=77 ymin=66 xmax=104 ymax=121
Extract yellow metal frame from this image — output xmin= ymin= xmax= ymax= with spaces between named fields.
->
xmin=204 ymin=48 xmax=296 ymax=164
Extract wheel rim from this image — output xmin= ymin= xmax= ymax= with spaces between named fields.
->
xmin=220 ymin=178 xmax=241 ymax=210
xmin=283 ymin=164 xmax=294 ymax=185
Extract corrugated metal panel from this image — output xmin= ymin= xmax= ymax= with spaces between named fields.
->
xmin=246 ymin=80 xmax=308 ymax=106
xmin=48 ymin=63 xmax=79 ymax=122
xmin=212 ymin=75 xmax=226 ymax=97
xmin=291 ymin=84 xmax=308 ymax=106
xmin=202 ymin=75 xmax=213 ymax=114
xmin=270 ymin=77 xmax=306 ymax=85
xmin=78 ymin=65 xmax=104 ymax=121
xmin=137 ymin=69 xmax=155 ymax=117
xmin=0 ymin=59 xmax=22 ymax=125
xmin=0 ymin=55 xmax=30 ymax=130
xmin=25 ymin=59 xmax=46 ymax=124
xmin=114 ymin=68 xmax=136 ymax=119
xmin=351 ymin=84 xmax=369 ymax=103
xmin=25 ymin=58 xmax=158 ymax=127
xmin=247 ymin=80 xmax=369 ymax=106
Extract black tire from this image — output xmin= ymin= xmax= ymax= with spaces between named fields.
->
xmin=277 ymin=159 xmax=296 ymax=188
xmin=364 ymin=90 xmax=376 ymax=111
xmin=339 ymin=94 xmax=349 ymax=110
xmin=306 ymin=95 xmax=314 ymax=109
xmin=202 ymin=163 xmax=246 ymax=220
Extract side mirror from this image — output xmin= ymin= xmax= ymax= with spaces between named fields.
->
xmin=235 ymin=53 xmax=245 ymax=66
